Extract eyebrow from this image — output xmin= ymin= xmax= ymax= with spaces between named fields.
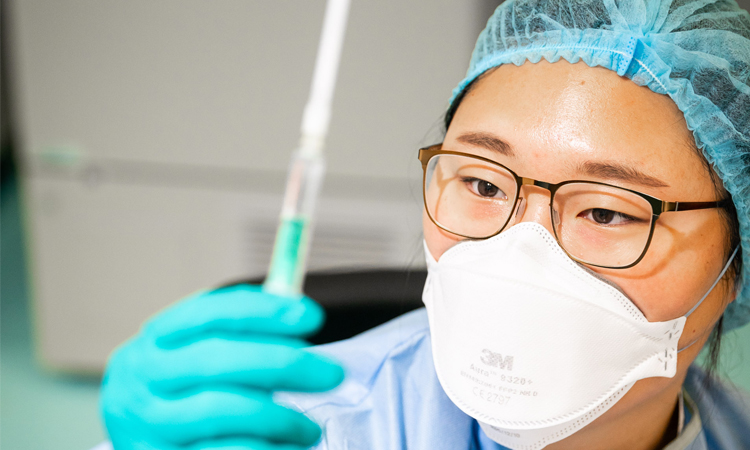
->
xmin=456 ymin=132 xmax=515 ymax=157
xmin=578 ymin=161 xmax=670 ymax=188
xmin=456 ymin=132 xmax=668 ymax=188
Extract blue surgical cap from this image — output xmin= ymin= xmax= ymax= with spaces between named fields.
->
xmin=448 ymin=0 xmax=750 ymax=331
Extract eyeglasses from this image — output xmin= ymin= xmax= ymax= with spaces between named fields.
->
xmin=418 ymin=144 xmax=730 ymax=269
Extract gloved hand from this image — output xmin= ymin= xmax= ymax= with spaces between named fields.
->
xmin=100 ymin=284 xmax=344 ymax=450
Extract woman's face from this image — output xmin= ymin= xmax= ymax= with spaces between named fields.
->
xmin=423 ymin=60 xmax=735 ymax=429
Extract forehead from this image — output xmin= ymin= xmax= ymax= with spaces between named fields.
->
xmin=445 ymin=60 xmax=715 ymax=199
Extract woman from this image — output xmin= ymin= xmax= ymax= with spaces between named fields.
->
xmin=98 ymin=0 xmax=750 ymax=448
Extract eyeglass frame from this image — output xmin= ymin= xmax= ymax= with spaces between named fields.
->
xmin=418 ymin=143 xmax=731 ymax=269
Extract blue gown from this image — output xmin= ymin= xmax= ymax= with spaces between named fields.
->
xmin=93 ymin=309 xmax=750 ymax=450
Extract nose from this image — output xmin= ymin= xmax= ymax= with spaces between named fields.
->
xmin=509 ymin=183 xmax=556 ymax=235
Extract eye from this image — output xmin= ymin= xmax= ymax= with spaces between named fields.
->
xmin=462 ymin=177 xmax=506 ymax=199
xmin=580 ymin=208 xmax=640 ymax=226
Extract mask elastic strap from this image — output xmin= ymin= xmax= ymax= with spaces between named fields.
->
xmin=684 ymin=246 xmax=739 ymax=318
xmin=678 ymin=245 xmax=739 ymax=353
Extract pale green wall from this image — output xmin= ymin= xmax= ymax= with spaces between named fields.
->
xmin=1 ymin=173 xmax=106 ymax=450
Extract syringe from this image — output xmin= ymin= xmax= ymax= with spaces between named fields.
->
xmin=263 ymin=0 xmax=351 ymax=297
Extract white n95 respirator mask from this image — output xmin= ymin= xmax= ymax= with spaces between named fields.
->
xmin=421 ymin=222 xmax=731 ymax=450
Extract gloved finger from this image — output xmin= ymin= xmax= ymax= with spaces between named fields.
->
xmin=105 ymin=422 xmax=165 ymax=450
xmin=143 ymin=285 xmax=325 ymax=345
xmin=185 ymin=438 xmax=309 ymax=450
xmin=108 ymin=436 xmax=178 ymax=450
xmin=147 ymin=388 xmax=322 ymax=446
xmin=148 ymin=337 xmax=344 ymax=393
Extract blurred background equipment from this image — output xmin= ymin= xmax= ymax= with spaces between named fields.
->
xmin=7 ymin=0 xmax=480 ymax=372
xmin=2 ymin=2 xmax=486 ymax=448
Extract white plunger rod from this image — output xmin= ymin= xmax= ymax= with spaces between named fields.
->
xmin=300 ymin=0 xmax=351 ymax=152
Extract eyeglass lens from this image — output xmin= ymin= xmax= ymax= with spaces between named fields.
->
xmin=424 ymin=154 xmax=655 ymax=268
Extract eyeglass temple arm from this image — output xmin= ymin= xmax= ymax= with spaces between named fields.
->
xmin=662 ymin=198 xmax=731 ymax=213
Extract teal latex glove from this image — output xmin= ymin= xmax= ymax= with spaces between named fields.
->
xmin=100 ymin=285 xmax=345 ymax=450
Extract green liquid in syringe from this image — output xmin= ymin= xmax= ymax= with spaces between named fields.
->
xmin=265 ymin=215 xmax=310 ymax=296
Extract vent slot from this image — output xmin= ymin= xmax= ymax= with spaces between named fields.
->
xmin=245 ymin=220 xmax=398 ymax=275
xmin=240 ymin=196 xmax=423 ymax=278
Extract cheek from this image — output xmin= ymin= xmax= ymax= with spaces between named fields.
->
xmin=598 ymin=216 xmax=728 ymax=322
xmin=601 ymin=255 xmax=714 ymax=322
xmin=423 ymin=210 xmax=463 ymax=261
xmin=591 ymin=213 xmax=732 ymax=355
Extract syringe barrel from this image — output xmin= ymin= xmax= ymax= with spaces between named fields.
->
xmin=263 ymin=149 xmax=326 ymax=297
xmin=281 ymin=149 xmax=325 ymax=218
